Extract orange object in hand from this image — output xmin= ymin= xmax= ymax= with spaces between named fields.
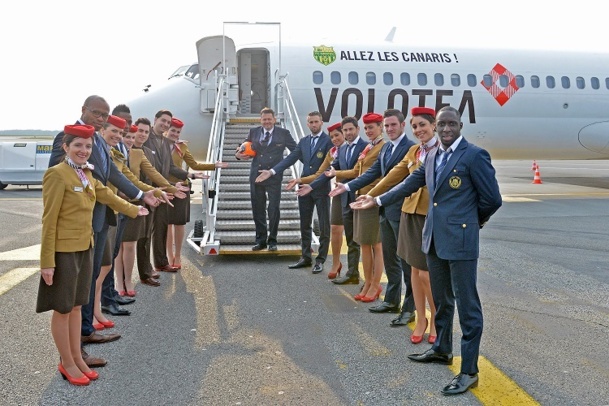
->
xmin=240 ymin=141 xmax=256 ymax=157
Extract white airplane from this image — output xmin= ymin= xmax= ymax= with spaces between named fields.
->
xmin=127 ymin=24 xmax=609 ymax=161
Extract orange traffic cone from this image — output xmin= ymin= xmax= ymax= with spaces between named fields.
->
xmin=531 ymin=160 xmax=537 ymax=171
xmin=532 ymin=165 xmax=542 ymax=184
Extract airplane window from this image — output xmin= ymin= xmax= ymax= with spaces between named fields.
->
xmin=383 ymin=72 xmax=393 ymax=86
xmin=576 ymin=77 xmax=585 ymax=89
xmin=400 ymin=73 xmax=410 ymax=86
xmin=348 ymin=71 xmax=359 ymax=85
xmin=546 ymin=76 xmax=555 ymax=89
xmin=313 ymin=71 xmax=323 ymax=85
xmin=434 ymin=73 xmax=444 ymax=86
xmin=499 ymin=75 xmax=509 ymax=88
xmin=185 ymin=64 xmax=199 ymax=79
xmin=591 ymin=77 xmax=600 ymax=89
xmin=331 ymin=71 xmax=341 ymax=85
xmin=482 ymin=74 xmax=493 ymax=88
xmin=515 ymin=75 xmax=525 ymax=88
xmin=561 ymin=76 xmax=570 ymax=89
xmin=451 ymin=74 xmax=460 ymax=87
xmin=417 ymin=73 xmax=427 ymax=86
xmin=467 ymin=74 xmax=477 ymax=87
xmin=531 ymin=75 xmax=540 ymax=88
xmin=605 ymin=78 xmax=609 ymax=89
xmin=366 ymin=72 xmax=376 ymax=85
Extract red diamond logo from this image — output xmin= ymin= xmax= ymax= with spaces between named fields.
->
xmin=481 ymin=63 xmax=520 ymax=106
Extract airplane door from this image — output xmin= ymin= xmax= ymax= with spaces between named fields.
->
xmin=196 ymin=35 xmax=238 ymax=113
xmin=238 ymin=49 xmax=270 ymax=114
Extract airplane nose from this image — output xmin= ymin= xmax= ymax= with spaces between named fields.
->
xmin=578 ymin=121 xmax=609 ymax=154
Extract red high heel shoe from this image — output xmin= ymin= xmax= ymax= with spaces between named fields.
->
xmin=327 ymin=263 xmax=342 ymax=279
xmin=125 ymin=290 xmax=136 ymax=297
xmin=58 ymin=363 xmax=90 ymax=386
xmin=428 ymin=334 xmax=437 ymax=344
xmin=118 ymin=290 xmax=126 ymax=296
xmin=410 ymin=319 xmax=429 ymax=344
xmin=360 ymin=287 xmax=382 ymax=303
xmin=93 ymin=322 xmax=104 ymax=331
xmin=82 ymin=369 xmax=99 ymax=380
xmin=99 ymin=319 xmax=114 ymax=328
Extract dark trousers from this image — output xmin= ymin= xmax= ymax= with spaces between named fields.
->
xmin=151 ymin=203 xmax=170 ymax=268
xmin=341 ymin=206 xmax=360 ymax=277
xmin=379 ymin=214 xmax=414 ymax=311
xmin=136 ymin=205 xmax=155 ymax=280
xmin=426 ymin=244 xmax=482 ymax=374
xmin=82 ymin=222 xmax=109 ymax=336
xmin=101 ymin=214 xmax=127 ymax=305
xmin=298 ymin=192 xmax=330 ymax=263
xmin=251 ymin=180 xmax=281 ymax=245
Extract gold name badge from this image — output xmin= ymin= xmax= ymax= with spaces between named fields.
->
xmin=316 ymin=151 xmax=324 ymax=159
xmin=449 ymin=176 xmax=461 ymax=189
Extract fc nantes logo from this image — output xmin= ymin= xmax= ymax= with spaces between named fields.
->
xmin=314 ymin=45 xmax=336 ymax=66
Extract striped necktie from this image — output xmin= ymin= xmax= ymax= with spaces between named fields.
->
xmin=435 ymin=148 xmax=451 ymax=186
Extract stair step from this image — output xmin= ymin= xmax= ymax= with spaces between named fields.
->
xmin=216 ymin=230 xmax=302 ymax=244
xmin=216 ymin=209 xmax=300 ymax=220
xmin=215 ymin=219 xmax=300 ymax=230
xmin=217 ymin=200 xmax=298 ymax=210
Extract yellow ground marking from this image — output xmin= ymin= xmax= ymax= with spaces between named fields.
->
xmin=448 ymin=356 xmax=539 ymax=405
xmin=0 ymin=267 xmax=39 ymax=296
xmin=0 ymin=244 xmax=40 ymax=261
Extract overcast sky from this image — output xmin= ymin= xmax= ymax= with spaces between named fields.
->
xmin=1 ymin=0 xmax=606 ymax=131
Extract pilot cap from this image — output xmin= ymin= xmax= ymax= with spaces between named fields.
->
xmin=129 ymin=125 xmax=138 ymax=133
xmin=171 ymin=118 xmax=184 ymax=128
xmin=362 ymin=113 xmax=383 ymax=124
xmin=64 ymin=124 xmax=95 ymax=138
xmin=411 ymin=107 xmax=436 ymax=117
xmin=106 ymin=115 xmax=127 ymax=129
xmin=327 ymin=122 xmax=342 ymax=132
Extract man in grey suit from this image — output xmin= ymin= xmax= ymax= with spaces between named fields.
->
xmin=353 ymin=106 xmax=502 ymax=396
xmin=236 ymin=107 xmax=297 ymax=251
xmin=255 ymin=111 xmax=332 ymax=273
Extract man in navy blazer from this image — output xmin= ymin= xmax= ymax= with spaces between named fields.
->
xmin=255 ymin=111 xmax=332 ymax=272
xmin=330 ymin=109 xmax=416 ymax=320
xmin=236 ymin=107 xmax=297 ymax=251
xmin=303 ymin=116 xmax=367 ymax=284
xmin=353 ymin=106 xmax=502 ymax=396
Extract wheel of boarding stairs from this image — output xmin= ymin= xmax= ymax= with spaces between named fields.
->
xmin=194 ymin=220 xmax=204 ymax=238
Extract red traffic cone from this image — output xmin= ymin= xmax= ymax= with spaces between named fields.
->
xmin=532 ymin=165 xmax=542 ymax=184
xmin=531 ymin=160 xmax=537 ymax=171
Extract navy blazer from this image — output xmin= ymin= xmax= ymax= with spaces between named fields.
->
xmin=49 ymin=128 xmax=141 ymax=232
xmin=310 ymin=137 xmax=367 ymax=209
xmin=272 ymin=132 xmax=333 ymax=194
xmin=346 ymin=135 xmax=415 ymax=222
xmin=245 ymin=126 xmax=297 ymax=184
xmin=380 ymin=138 xmax=502 ymax=260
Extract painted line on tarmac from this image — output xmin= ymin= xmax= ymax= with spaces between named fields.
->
xmin=0 ymin=267 xmax=39 ymax=296
xmin=448 ymin=356 xmax=539 ymax=405
xmin=0 ymin=244 xmax=40 ymax=261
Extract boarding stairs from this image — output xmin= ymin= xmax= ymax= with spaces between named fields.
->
xmin=188 ymin=74 xmax=317 ymax=255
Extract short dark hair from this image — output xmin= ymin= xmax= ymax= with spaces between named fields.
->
xmin=112 ymin=104 xmax=131 ymax=115
xmin=341 ymin=116 xmax=359 ymax=128
xmin=134 ymin=117 xmax=151 ymax=126
xmin=437 ymin=106 xmax=461 ymax=119
xmin=154 ymin=109 xmax=172 ymax=119
xmin=383 ymin=108 xmax=405 ymax=123
xmin=307 ymin=111 xmax=322 ymax=119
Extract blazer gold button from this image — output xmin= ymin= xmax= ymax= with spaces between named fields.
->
xmin=462 ymin=224 xmax=467 ymax=228
xmin=433 ymin=202 xmax=438 ymax=207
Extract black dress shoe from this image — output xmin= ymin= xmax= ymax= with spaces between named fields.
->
xmin=141 ymin=277 xmax=160 ymax=287
xmin=368 ymin=302 xmax=400 ymax=313
xmin=252 ymin=243 xmax=267 ymax=251
xmin=441 ymin=373 xmax=478 ymax=395
xmin=101 ymin=303 xmax=131 ymax=316
xmin=331 ymin=274 xmax=359 ymax=284
xmin=312 ymin=262 xmax=324 ymax=274
xmin=390 ymin=311 xmax=415 ymax=326
xmin=408 ymin=348 xmax=453 ymax=365
xmin=288 ymin=258 xmax=312 ymax=269
xmin=268 ymin=244 xmax=277 ymax=251
xmin=115 ymin=296 xmax=135 ymax=305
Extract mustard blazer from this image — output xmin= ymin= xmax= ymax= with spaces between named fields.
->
xmin=109 ymin=149 xmax=160 ymax=197
xmin=367 ymin=143 xmax=430 ymax=215
xmin=40 ymin=162 xmax=139 ymax=268
xmin=334 ymin=139 xmax=385 ymax=195
xmin=168 ymin=141 xmax=215 ymax=184
xmin=128 ymin=148 xmax=177 ymax=194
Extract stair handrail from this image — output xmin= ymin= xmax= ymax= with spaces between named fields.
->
xmin=275 ymin=72 xmax=305 ymax=180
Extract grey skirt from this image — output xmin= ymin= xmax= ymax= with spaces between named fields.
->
xmin=353 ymin=206 xmax=381 ymax=245
xmin=168 ymin=194 xmax=190 ymax=225
xmin=330 ymin=196 xmax=343 ymax=226
xmin=121 ymin=216 xmax=146 ymax=242
xmin=36 ymin=249 xmax=93 ymax=314
xmin=397 ymin=212 xmax=428 ymax=271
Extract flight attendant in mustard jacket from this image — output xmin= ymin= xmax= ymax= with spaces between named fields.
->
xmin=36 ymin=124 xmax=148 ymax=386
